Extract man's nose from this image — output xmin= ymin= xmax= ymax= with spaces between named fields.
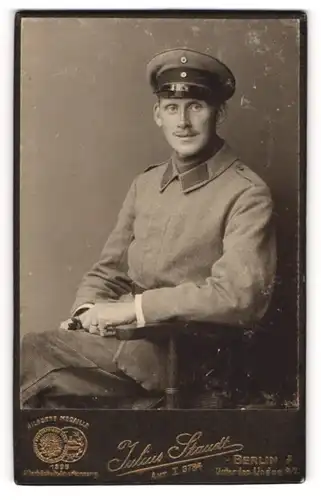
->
xmin=177 ymin=106 xmax=190 ymax=127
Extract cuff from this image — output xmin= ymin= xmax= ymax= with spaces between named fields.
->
xmin=135 ymin=294 xmax=146 ymax=327
xmin=73 ymin=303 xmax=94 ymax=317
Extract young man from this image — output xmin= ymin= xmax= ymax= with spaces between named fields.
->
xmin=20 ymin=48 xmax=276 ymax=408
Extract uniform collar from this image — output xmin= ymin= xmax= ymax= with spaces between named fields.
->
xmin=159 ymin=141 xmax=238 ymax=194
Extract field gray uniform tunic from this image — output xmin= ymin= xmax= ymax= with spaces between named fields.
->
xmin=20 ymin=141 xmax=276 ymax=406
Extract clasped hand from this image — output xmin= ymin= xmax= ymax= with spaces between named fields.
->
xmin=60 ymin=300 xmax=136 ymax=335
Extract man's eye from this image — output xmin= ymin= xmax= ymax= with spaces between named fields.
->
xmin=190 ymin=103 xmax=202 ymax=112
xmin=166 ymin=105 xmax=177 ymax=113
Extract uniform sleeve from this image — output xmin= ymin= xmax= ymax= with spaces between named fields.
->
xmin=70 ymin=180 xmax=137 ymax=316
xmin=141 ymin=184 xmax=276 ymax=326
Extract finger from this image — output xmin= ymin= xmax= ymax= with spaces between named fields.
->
xmin=88 ymin=324 xmax=99 ymax=335
xmin=98 ymin=318 xmax=109 ymax=334
xmin=99 ymin=328 xmax=116 ymax=337
xmin=98 ymin=320 xmax=115 ymax=337
xmin=60 ymin=319 xmax=71 ymax=331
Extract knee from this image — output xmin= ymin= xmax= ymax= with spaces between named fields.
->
xmin=21 ymin=330 xmax=58 ymax=351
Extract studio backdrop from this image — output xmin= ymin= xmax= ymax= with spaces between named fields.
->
xmin=19 ymin=17 xmax=301 ymax=400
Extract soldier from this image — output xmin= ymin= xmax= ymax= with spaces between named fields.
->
xmin=21 ymin=48 xmax=276 ymax=408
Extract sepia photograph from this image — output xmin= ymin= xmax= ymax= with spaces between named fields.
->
xmin=15 ymin=11 xmax=305 ymax=484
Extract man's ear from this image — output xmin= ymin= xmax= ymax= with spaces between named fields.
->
xmin=153 ymin=102 xmax=162 ymax=128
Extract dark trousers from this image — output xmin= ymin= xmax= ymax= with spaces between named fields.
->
xmin=20 ymin=329 xmax=153 ymax=409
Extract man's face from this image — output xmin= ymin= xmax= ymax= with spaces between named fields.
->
xmin=154 ymin=97 xmax=218 ymax=158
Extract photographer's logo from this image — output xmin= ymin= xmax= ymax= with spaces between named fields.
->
xmin=33 ymin=426 xmax=88 ymax=464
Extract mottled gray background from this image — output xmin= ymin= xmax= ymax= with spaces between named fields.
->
xmin=19 ymin=17 xmax=301 ymax=396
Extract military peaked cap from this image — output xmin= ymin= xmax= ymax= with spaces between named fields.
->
xmin=146 ymin=48 xmax=236 ymax=103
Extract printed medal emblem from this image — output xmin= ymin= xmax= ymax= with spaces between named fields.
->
xmin=61 ymin=426 xmax=88 ymax=463
xmin=33 ymin=426 xmax=88 ymax=464
xmin=33 ymin=427 xmax=68 ymax=464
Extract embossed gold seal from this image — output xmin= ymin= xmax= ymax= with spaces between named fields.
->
xmin=33 ymin=426 xmax=88 ymax=464
xmin=61 ymin=426 xmax=88 ymax=463
xmin=33 ymin=427 xmax=68 ymax=464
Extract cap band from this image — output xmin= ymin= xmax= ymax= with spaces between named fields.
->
xmin=156 ymin=83 xmax=214 ymax=101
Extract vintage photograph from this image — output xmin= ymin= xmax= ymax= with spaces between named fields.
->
xmin=14 ymin=12 xmax=306 ymax=485
xmin=17 ymin=14 xmax=304 ymax=413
